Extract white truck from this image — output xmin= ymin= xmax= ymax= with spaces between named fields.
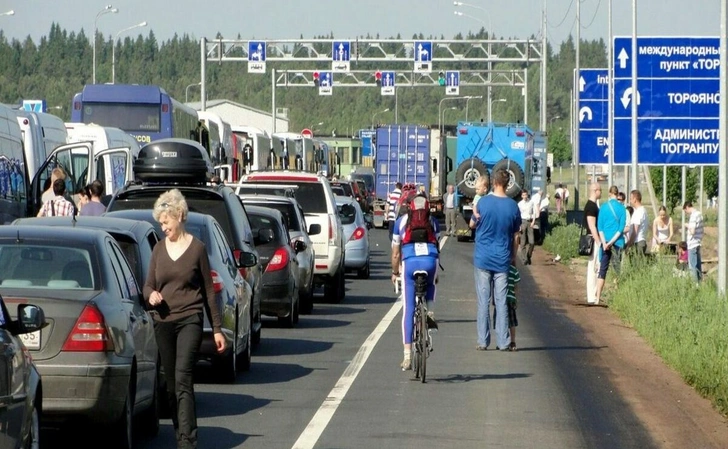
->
xmin=16 ymin=111 xmax=68 ymax=181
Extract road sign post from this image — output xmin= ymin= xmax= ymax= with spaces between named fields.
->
xmin=445 ymin=70 xmax=460 ymax=96
xmin=248 ymin=41 xmax=266 ymax=73
xmin=612 ymin=36 xmax=720 ymax=166
xmin=332 ymin=41 xmax=350 ymax=72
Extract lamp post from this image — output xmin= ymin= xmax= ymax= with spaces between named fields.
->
xmin=489 ymin=98 xmax=507 ymax=121
xmin=112 ymin=21 xmax=147 ymax=84
xmin=371 ymin=108 xmax=390 ymax=129
xmin=454 ymin=5 xmax=494 ymax=123
xmin=549 ymin=115 xmax=561 ymax=126
xmin=465 ymin=95 xmax=483 ymax=121
xmin=93 ymin=5 xmax=118 ymax=85
xmin=185 ymin=82 xmax=201 ymax=103
xmin=442 ymin=107 xmax=459 ymax=128
xmin=0 ymin=10 xmax=14 ymax=17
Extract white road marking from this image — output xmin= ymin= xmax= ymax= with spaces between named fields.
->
xmin=291 ymin=297 xmax=402 ymax=449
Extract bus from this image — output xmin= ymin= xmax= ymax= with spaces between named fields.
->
xmin=232 ymin=126 xmax=272 ymax=177
xmin=197 ymin=110 xmax=235 ymax=180
xmin=70 ymin=84 xmax=211 ymax=153
xmin=272 ymin=132 xmax=314 ymax=173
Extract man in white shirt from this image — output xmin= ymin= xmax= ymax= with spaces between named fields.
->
xmin=554 ymin=184 xmax=564 ymax=214
xmin=683 ymin=201 xmax=704 ymax=281
xmin=517 ymin=190 xmax=535 ymax=264
xmin=443 ymin=184 xmax=457 ymax=236
xmin=628 ymin=190 xmax=648 ymax=256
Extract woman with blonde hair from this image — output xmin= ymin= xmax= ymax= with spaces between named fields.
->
xmin=144 ymin=188 xmax=225 ymax=449
xmin=652 ymin=205 xmax=673 ymax=252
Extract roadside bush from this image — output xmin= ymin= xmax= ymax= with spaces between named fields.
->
xmin=542 ymin=214 xmax=581 ymax=262
xmin=608 ymin=258 xmax=728 ymax=417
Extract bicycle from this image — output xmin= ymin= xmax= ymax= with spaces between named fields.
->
xmin=412 ymin=270 xmax=432 ymax=383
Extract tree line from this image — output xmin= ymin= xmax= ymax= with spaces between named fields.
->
xmin=0 ymin=24 xmax=715 ymax=206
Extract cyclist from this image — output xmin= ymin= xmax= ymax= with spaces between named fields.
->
xmin=391 ymin=192 xmax=440 ymax=371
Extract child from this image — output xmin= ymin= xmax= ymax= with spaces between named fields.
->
xmin=676 ymin=241 xmax=688 ymax=271
xmin=506 ymin=263 xmax=520 ymax=351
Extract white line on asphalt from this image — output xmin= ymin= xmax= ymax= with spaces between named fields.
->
xmin=291 ymin=296 xmax=403 ymax=449
xmin=440 ymin=235 xmax=449 ymax=247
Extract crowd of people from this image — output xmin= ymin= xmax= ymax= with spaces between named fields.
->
xmin=583 ymin=183 xmax=705 ymax=305
xmin=36 ymin=167 xmax=107 ymax=217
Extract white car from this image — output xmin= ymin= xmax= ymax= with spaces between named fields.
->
xmin=239 ymin=172 xmax=346 ymax=302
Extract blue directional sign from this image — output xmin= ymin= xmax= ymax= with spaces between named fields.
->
xmin=577 ymin=68 xmax=619 ymax=165
xmin=247 ymin=41 xmax=266 ymax=74
xmin=445 ymin=70 xmax=459 ymax=96
xmin=380 ymin=71 xmax=396 ymax=96
xmin=332 ymin=41 xmax=351 ymax=72
xmin=318 ymin=71 xmax=333 ymax=96
xmin=613 ymin=36 xmax=719 ymax=165
xmin=413 ymin=41 xmax=432 ymax=73
xmin=22 ymin=100 xmax=46 ymax=113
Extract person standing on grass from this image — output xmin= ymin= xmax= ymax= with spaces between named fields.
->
xmin=555 ymin=184 xmax=564 ymax=214
xmin=682 ymin=201 xmax=704 ymax=282
xmin=517 ymin=189 xmax=535 ymax=265
xmin=470 ymin=169 xmax=521 ymax=351
xmin=584 ymin=183 xmax=602 ymax=305
xmin=628 ymin=190 xmax=648 ymax=257
xmin=594 ymin=185 xmax=626 ymax=304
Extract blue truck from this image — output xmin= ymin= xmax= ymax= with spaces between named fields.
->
xmin=454 ymin=122 xmax=537 ymax=224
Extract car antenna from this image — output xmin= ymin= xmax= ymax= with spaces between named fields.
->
xmin=15 ymin=230 xmax=22 ymax=244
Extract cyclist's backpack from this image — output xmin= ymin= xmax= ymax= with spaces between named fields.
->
xmin=402 ymin=195 xmax=438 ymax=247
xmin=394 ymin=186 xmax=417 ymax=220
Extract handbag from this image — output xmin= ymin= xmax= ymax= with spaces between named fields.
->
xmin=578 ymin=216 xmax=594 ymax=256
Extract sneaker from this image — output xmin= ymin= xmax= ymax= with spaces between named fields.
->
xmin=400 ymin=355 xmax=411 ymax=371
xmin=426 ymin=311 xmax=438 ymax=330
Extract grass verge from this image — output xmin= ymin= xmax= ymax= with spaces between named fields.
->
xmin=541 ymin=214 xmax=581 ymax=263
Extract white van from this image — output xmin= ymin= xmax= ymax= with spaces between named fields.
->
xmin=65 ymin=123 xmax=140 ymax=196
xmin=0 ymin=105 xmax=27 ymax=223
xmin=16 ymin=111 xmax=69 ymax=180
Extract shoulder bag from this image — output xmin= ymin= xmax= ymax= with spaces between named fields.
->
xmin=578 ymin=220 xmax=594 ymax=256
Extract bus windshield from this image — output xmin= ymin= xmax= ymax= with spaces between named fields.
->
xmin=81 ymin=103 xmax=160 ymax=132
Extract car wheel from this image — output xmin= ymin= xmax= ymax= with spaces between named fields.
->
xmin=300 ymin=285 xmax=314 ymax=314
xmin=324 ymin=267 xmax=344 ymax=303
xmin=357 ymin=259 xmax=370 ymax=279
xmin=111 ymin=380 xmax=134 ymax=449
xmin=237 ymin=311 xmax=252 ymax=372
xmin=279 ymin=295 xmax=296 ymax=328
xmin=136 ymin=360 xmax=160 ymax=437
xmin=25 ymin=396 xmax=40 ymax=449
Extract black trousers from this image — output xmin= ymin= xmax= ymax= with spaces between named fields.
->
xmin=155 ymin=313 xmax=203 ymax=449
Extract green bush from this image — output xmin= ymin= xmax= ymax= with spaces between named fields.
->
xmin=608 ymin=258 xmax=728 ymax=417
xmin=542 ymin=215 xmax=581 ymax=263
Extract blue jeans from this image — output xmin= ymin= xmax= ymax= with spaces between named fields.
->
xmin=475 ymin=268 xmax=510 ymax=350
xmin=688 ymin=246 xmax=702 ymax=281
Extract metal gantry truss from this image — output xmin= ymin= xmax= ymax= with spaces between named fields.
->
xmin=202 ymin=38 xmax=542 ymax=64
xmin=274 ymin=69 xmax=526 ymax=88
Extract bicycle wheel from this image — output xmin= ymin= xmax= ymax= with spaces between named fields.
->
xmin=412 ymin=307 xmax=422 ymax=379
xmin=418 ymin=301 xmax=427 ymax=383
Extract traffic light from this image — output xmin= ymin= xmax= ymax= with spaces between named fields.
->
xmin=313 ymin=71 xmax=320 ymax=87
xmin=375 ymin=71 xmax=382 ymax=87
xmin=438 ymin=71 xmax=446 ymax=86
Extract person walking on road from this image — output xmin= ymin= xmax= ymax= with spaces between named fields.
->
xmin=595 ymin=186 xmax=627 ymax=304
xmin=683 ymin=201 xmax=704 ymax=282
xmin=144 ymin=189 xmax=226 ymax=449
xmin=387 ymin=182 xmax=402 ymax=241
xmin=469 ymin=169 xmax=521 ymax=351
xmin=517 ymin=190 xmax=535 ymax=265
xmin=443 ymin=184 xmax=457 ymax=236
xmin=584 ymin=183 xmax=602 ymax=305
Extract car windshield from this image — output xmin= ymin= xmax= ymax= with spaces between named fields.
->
xmin=331 ymin=187 xmax=346 ymax=196
xmin=351 ymin=174 xmax=375 ymax=192
xmin=332 ymin=183 xmax=353 ymax=197
xmin=245 ymin=202 xmax=301 ymax=232
xmin=0 ymin=244 xmax=96 ymax=289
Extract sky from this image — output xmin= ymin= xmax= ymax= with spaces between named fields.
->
xmin=0 ymin=0 xmax=721 ymax=50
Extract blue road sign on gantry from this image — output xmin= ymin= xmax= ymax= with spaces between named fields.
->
xmin=445 ymin=70 xmax=459 ymax=96
xmin=613 ymin=36 xmax=720 ymax=165
xmin=380 ymin=71 xmax=395 ymax=96
xmin=577 ymin=68 xmax=620 ymax=165
xmin=248 ymin=41 xmax=266 ymax=73
xmin=413 ymin=41 xmax=432 ymax=73
xmin=332 ymin=41 xmax=351 ymax=72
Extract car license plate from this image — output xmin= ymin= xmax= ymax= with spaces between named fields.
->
xmin=20 ymin=330 xmax=40 ymax=350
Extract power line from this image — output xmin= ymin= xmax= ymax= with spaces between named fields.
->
xmin=548 ymin=0 xmax=575 ymax=29
xmin=580 ymin=0 xmax=603 ymax=29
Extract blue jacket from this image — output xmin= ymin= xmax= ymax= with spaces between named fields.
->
xmin=597 ymin=198 xmax=627 ymax=248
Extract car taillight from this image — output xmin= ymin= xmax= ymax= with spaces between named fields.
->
xmin=349 ymin=226 xmax=366 ymax=241
xmin=61 ymin=305 xmax=114 ymax=352
xmin=266 ymin=247 xmax=289 ymax=272
xmin=328 ymin=215 xmax=334 ymax=243
xmin=211 ymin=270 xmax=224 ymax=293
xmin=233 ymin=249 xmax=247 ymax=278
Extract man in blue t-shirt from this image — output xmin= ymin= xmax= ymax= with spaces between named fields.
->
xmin=469 ymin=169 xmax=521 ymax=351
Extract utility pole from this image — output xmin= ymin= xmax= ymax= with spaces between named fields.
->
xmin=718 ymin=0 xmax=727 ymax=295
xmin=540 ymin=0 xmax=547 ymax=131
xmin=573 ymin=0 xmax=580 ymax=210
xmin=607 ymin=0 xmax=614 ymax=187
xmin=630 ymin=0 xmax=639 ymax=191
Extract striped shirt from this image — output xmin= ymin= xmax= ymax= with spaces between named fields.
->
xmin=687 ymin=209 xmax=704 ymax=250
xmin=507 ymin=264 xmax=520 ymax=306
xmin=387 ymin=188 xmax=402 ymax=221
xmin=38 ymin=196 xmax=76 ymax=217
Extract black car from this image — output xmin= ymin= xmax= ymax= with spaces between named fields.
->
xmin=106 ymin=139 xmax=264 ymax=345
xmin=13 ymin=216 xmax=160 ymax=290
xmin=245 ymin=206 xmax=301 ymax=327
xmin=104 ymin=209 xmax=256 ymax=381
xmin=0 ymin=295 xmax=46 ymax=449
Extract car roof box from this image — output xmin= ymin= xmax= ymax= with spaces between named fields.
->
xmin=134 ymin=138 xmax=213 ymax=184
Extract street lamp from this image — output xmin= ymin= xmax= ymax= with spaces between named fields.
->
xmin=371 ymin=108 xmax=390 ymax=129
xmin=112 ymin=21 xmax=147 ymax=84
xmin=185 ymin=82 xmax=201 ymax=102
xmin=454 ymin=8 xmax=495 ymax=124
xmin=442 ymin=107 xmax=459 ymax=128
xmin=0 ymin=10 xmax=14 ymax=17
xmin=93 ymin=5 xmax=118 ymax=84
xmin=489 ymin=98 xmax=507 ymax=121
xmin=465 ymin=95 xmax=483 ymax=121
xmin=549 ymin=115 xmax=561 ymax=126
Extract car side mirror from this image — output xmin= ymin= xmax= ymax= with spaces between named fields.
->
xmin=17 ymin=304 xmax=46 ymax=334
xmin=293 ymin=240 xmax=307 ymax=254
xmin=256 ymin=228 xmax=275 ymax=244
xmin=237 ymin=251 xmax=258 ymax=268
xmin=308 ymin=224 xmax=321 ymax=236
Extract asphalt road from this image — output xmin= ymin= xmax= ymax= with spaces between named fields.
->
xmin=52 ymin=228 xmax=659 ymax=449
